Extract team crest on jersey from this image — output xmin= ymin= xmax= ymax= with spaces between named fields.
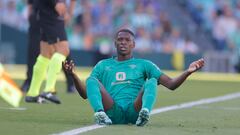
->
xmin=116 ymin=72 xmax=126 ymax=81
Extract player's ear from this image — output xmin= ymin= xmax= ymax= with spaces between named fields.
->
xmin=132 ymin=40 xmax=135 ymax=48
xmin=114 ymin=40 xmax=117 ymax=48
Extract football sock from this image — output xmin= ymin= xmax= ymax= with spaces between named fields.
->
xmin=44 ymin=52 xmax=66 ymax=93
xmin=142 ymin=78 xmax=158 ymax=111
xmin=86 ymin=77 xmax=104 ymax=112
xmin=27 ymin=55 xmax=50 ymax=97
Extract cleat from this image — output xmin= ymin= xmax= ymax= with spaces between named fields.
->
xmin=40 ymin=92 xmax=61 ymax=104
xmin=94 ymin=111 xmax=112 ymax=125
xmin=136 ymin=108 xmax=150 ymax=126
xmin=25 ymin=96 xmax=46 ymax=104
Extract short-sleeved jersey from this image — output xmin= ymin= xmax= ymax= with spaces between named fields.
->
xmin=89 ymin=57 xmax=163 ymax=107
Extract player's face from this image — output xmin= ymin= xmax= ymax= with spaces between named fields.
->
xmin=115 ymin=32 xmax=135 ymax=56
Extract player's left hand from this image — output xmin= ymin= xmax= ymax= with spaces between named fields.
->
xmin=187 ymin=58 xmax=204 ymax=73
xmin=62 ymin=60 xmax=75 ymax=75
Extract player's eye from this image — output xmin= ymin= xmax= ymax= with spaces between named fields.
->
xmin=117 ymin=38 xmax=123 ymax=41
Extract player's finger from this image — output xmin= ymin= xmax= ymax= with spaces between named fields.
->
xmin=197 ymin=60 xmax=203 ymax=66
xmin=70 ymin=60 xmax=74 ymax=65
xmin=196 ymin=63 xmax=200 ymax=69
xmin=70 ymin=62 xmax=74 ymax=67
xmin=199 ymin=59 xmax=204 ymax=67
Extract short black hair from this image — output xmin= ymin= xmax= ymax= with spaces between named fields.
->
xmin=115 ymin=28 xmax=135 ymax=39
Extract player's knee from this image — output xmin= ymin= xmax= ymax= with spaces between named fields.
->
xmin=145 ymin=78 xmax=157 ymax=86
xmin=144 ymin=78 xmax=158 ymax=94
xmin=86 ymin=77 xmax=99 ymax=85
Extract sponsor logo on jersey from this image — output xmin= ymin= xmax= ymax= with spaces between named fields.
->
xmin=116 ymin=72 xmax=126 ymax=81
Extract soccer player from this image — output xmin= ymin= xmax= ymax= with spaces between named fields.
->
xmin=21 ymin=0 xmax=75 ymax=94
xmin=63 ymin=28 xmax=204 ymax=126
xmin=25 ymin=0 xmax=76 ymax=104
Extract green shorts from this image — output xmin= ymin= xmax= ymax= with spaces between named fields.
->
xmin=105 ymin=102 xmax=139 ymax=124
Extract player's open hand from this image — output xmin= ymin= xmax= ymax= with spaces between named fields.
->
xmin=62 ymin=60 xmax=75 ymax=75
xmin=187 ymin=58 xmax=204 ymax=73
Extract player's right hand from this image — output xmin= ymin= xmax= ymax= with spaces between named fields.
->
xmin=187 ymin=58 xmax=204 ymax=73
xmin=62 ymin=60 xmax=75 ymax=75
xmin=55 ymin=2 xmax=66 ymax=16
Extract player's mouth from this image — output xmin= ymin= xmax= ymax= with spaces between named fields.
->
xmin=119 ymin=47 xmax=127 ymax=51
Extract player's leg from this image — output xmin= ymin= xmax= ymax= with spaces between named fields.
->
xmin=86 ymin=77 xmax=113 ymax=125
xmin=25 ymin=41 xmax=53 ymax=103
xmin=134 ymin=78 xmax=158 ymax=126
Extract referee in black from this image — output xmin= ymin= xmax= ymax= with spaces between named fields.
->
xmin=22 ymin=0 xmax=76 ymax=95
xmin=21 ymin=0 xmax=40 ymax=92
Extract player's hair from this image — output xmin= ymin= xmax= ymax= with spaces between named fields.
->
xmin=115 ymin=28 xmax=135 ymax=39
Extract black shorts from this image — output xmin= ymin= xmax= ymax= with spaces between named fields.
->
xmin=35 ymin=0 xmax=67 ymax=44
xmin=39 ymin=18 xmax=67 ymax=44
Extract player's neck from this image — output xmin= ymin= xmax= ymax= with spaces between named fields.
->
xmin=117 ymin=55 xmax=132 ymax=61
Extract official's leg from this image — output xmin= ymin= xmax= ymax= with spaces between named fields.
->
xmin=43 ymin=18 xmax=69 ymax=93
xmin=21 ymin=13 xmax=41 ymax=92
xmin=25 ymin=42 xmax=54 ymax=103
xmin=43 ymin=41 xmax=68 ymax=93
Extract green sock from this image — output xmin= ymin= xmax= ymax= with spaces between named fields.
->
xmin=86 ymin=77 xmax=104 ymax=112
xmin=44 ymin=53 xmax=66 ymax=93
xmin=142 ymin=78 xmax=158 ymax=111
xmin=27 ymin=55 xmax=50 ymax=97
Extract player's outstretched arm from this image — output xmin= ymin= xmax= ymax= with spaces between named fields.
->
xmin=159 ymin=58 xmax=204 ymax=90
xmin=62 ymin=60 xmax=87 ymax=99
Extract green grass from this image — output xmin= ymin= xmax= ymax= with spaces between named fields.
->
xmin=0 ymin=80 xmax=239 ymax=135
xmin=84 ymin=98 xmax=240 ymax=135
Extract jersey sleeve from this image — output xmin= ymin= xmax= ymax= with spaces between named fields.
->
xmin=89 ymin=61 xmax=103 ymax=81
xmin=144 ymin=60 xmax=163 ymax=80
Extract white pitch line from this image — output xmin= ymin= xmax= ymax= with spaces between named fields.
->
xmin=0 ymin=107 xmax=27 ymax=111
xmin=54 ymin=92 xmax=240 ymax=135
xmin=53 ymin=125 xmax=106 ymax=135
xmin=194 ymin=106 xmax=240 ymax=111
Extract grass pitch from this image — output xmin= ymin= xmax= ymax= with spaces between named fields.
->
xmin=0 ymin=80 xmax=239 ymax=135
xmin=0 ymin=65 xmax=239 ymax=135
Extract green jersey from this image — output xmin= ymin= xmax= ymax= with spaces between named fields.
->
xmin=89 ymin=57 xmax=163 ymax=107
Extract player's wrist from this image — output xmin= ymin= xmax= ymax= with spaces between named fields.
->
xmin=185 ymin=70 xmax=192 ymax=75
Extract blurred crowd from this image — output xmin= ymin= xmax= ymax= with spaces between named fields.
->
xmin=184 ymin=0 xmax=240 ymax=72
xmin=0 ymin=0 xmax=199 ymax=55
xmin=185 ymin=0 xmax=240 ymax=53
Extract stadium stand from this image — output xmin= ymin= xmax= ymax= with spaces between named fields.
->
xmin=1 ymin=0 xmax=240 ymax=72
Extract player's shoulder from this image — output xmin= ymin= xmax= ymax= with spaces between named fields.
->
xmin=96 ymin=58 xmax=114 ymax=66
xmin=133 ymin=58 xmax=154 ymax=64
